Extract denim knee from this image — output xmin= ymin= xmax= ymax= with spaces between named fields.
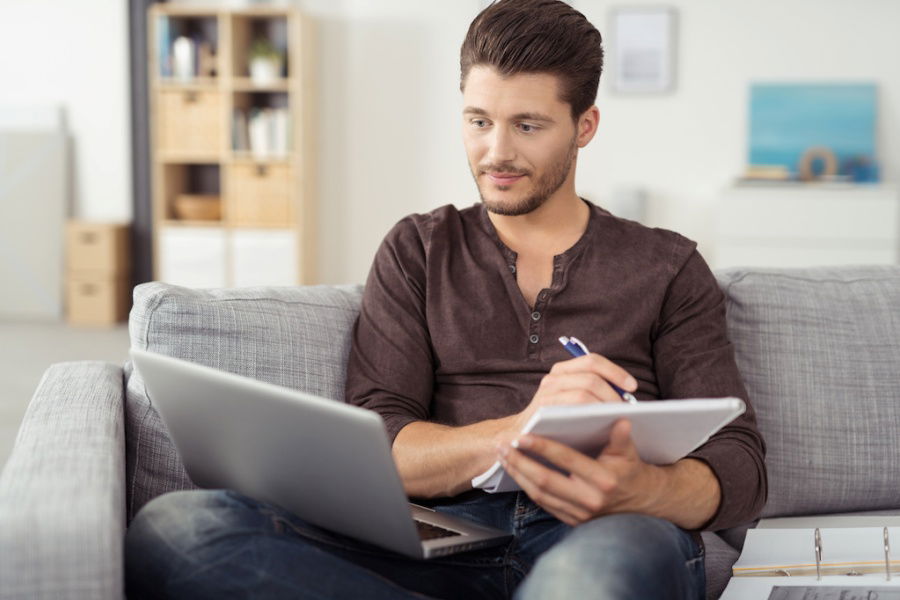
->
xmin=515 ymin=513 xmax=704 ymax=600
xmin=125 ymin=489 xmax=245 ymax=598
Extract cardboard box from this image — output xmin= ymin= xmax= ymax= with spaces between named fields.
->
xmin=66 ymin=221 xmax=131 ymax=275
xmin=66 ymin=273 xmax=131 ymax=326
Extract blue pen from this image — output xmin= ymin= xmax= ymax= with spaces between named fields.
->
xmin=558 ymin=336 xmax=638 ymax=404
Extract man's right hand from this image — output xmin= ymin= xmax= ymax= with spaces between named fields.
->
xmin=393 ymin=353 xmax=638 ymax=498
xmin=508 ymin=353 xmax=638 ymax=433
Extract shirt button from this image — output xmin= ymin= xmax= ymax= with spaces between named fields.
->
xmin=529 ymin=334 xmax=539 ymax=344
xmin=531 ymin=311 xmax=541 ymax=321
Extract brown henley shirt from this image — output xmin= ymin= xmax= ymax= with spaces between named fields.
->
xmin=345 ymin=200 xmax=767 ymax=531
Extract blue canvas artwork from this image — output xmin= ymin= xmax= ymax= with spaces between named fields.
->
xmin=748 ymin=83 xmax=878 ymax=181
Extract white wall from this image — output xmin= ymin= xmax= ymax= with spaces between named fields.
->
xmin=305 ymin=0 xmax=900 ymax=284
xmin=2 ymin=0 xmax=897 ymax=284
xmin=301 ymin=0 xmax=481 ymax=285
xmin=0 ymin=0 xmax=132 ymax=223
xmin=581 ymin=0 xmax=900 ymax=256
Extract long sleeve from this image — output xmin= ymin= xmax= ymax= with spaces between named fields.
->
xmin=344 ymin=217 xmax=434 ymax=443
xmin=653 ymin=245 xmax=768 ymax=531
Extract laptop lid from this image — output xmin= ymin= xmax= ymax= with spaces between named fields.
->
xmin=131 ymin=348 xmax=427 ymax=557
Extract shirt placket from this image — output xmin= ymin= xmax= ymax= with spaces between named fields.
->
xmin=519 ymin=256 xmax=563 ymax=360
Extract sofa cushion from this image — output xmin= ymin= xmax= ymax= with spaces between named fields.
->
xmin=124 ymin=282 xmax=364 ymax=521
xmin=701 ymin=531 xmax=740 ymax=599
xmin=717 ymin=266 xmax=900 ymax=518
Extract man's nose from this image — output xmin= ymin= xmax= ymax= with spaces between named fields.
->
xmin=485 ymin=127 xmax=517 ymax=164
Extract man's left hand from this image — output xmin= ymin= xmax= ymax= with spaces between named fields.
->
xmin=498 ymin=419 xmax=660 ymax=526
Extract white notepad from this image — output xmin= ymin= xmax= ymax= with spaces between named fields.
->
xmin=471 ymin=397 xmax=746 ymax=493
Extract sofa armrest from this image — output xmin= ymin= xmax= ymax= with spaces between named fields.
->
xmin=0 ymin=361 xmax=126 ymax=600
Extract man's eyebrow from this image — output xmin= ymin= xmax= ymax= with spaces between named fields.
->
xmin=511 ymin=112 xmax=555 ymax=123
xmin=462 ymin=107 xmax=555 ymax=123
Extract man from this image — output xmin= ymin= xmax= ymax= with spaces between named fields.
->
xmin=125 ymin=1 xmax=766 ymax=598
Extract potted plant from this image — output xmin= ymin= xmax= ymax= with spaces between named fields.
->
xmin=249 ymin=38 xmax=282 ymax=85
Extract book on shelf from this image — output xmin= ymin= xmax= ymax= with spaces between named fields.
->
xmin=156 ymin=16 xmax=218 ymax=80
xmin=157 ymin=16 xmax=171 ymax=77
xmin=233 ymin=107 xmax=291 ymax=158
xmin=232 ymin=108 xmax=250 ymax=152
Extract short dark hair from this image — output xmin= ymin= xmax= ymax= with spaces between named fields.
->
xmin=460 ymin=0 xmax=604 ymax=121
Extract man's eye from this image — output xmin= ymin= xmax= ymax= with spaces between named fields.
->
xmin=519 ymin=123 xmax=538 ymax=133
xmin=471 ymin=119 xmax=489 ymax=128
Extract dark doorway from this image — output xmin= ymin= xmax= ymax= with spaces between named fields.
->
xmin=128 ymin=0 xmax=159 ymax=286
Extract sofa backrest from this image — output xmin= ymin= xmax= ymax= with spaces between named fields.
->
xmin=718 ymin=265 xmax=900 ymax=518
xmin=125 ymin=266 xmax=900 ymax=523
xmin=124 ymin=282 xmax=363 ymax=521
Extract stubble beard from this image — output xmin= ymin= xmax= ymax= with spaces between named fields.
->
xmin=475 ymin=138 xmax=578 ymax=217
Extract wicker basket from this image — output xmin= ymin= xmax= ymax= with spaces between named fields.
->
xmin=227 ymin=164 xmax=292 ymax=226
xmin=159 ymin=90 xmax=223 ymax=156
xmin=173 ymin=194 xmax=222 ymax=221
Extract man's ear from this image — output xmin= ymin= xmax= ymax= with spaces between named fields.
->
xmin=576 ymin=106 xmax=600 ymax=148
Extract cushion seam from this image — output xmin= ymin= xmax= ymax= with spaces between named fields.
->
xmin=723 ymin=271 xmax=900 ymax=286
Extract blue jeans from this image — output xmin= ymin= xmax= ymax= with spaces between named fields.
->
xmin=125 ymin=489 xmax=705 ymax=599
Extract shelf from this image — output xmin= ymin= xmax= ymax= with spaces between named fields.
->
xmin=231 ymin=77 xmax=291 ymax=92
xmin=157 ymin=152 xmax=223 ymax=164
xmin=154 ymin=77 xmax=220 ymax=91
xmin=151 ymin=5 xmax=220 ymax=17
xmin=161 ymin=220 xmax=295 ymax=231
xmin=161 ymin=219 xmax=224 ymax=228
xmin=230 ymin=222 xmax=296 ymax=231
xmin=230 ymin=13 xmax=289 ymax=80
xmin=150 ymin=5 xmax=315 ymax=287
xmin=151 ymin=4 xmax=293 ymax=16
xmin=231 ymin=7 xmax=293 ymax=17
xmin=228 ymin=152 xmax=292 ymax=165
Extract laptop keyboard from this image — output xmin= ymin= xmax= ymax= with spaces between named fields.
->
xmin=415 ymin=520 xmax=462 ymax=540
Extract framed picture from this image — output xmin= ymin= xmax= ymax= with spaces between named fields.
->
xmin=610 ymin=7 xmax=677 ymax=94
xmin=748 ymin=83 xmax=878 ymax=181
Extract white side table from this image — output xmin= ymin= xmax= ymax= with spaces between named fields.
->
xmin=712 ymin=184 xmax=899 ymax=270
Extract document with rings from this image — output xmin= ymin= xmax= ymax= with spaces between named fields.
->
xmin=722 ymin=523 xmax=900 ymax=600
xmin=733 ymin=527 xmax=900 ymax=579
xmin=768 ymin=587 xmax=900 ymax=600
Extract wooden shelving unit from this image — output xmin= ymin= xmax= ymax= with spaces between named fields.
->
xmin=147 ymin=4 xmax=316 ymax=288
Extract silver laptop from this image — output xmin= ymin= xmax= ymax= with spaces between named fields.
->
xmin=131 ymin=348 xmax=511 ymax=559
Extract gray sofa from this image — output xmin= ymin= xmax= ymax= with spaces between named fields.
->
xmin=2 ymin=265 xmax=899 ymax=599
